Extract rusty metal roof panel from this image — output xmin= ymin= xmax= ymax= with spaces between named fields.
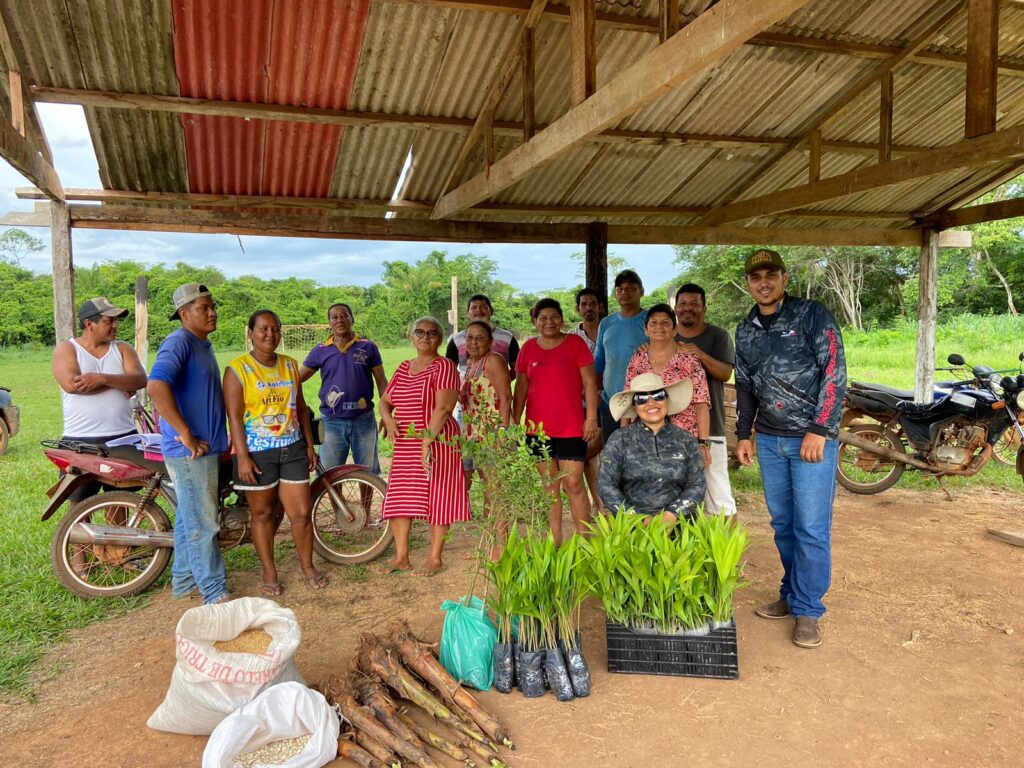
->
xmin=2 ymin=0 xmax=188 ymax=192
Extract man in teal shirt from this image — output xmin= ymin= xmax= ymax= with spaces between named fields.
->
xmin=594 ymin=270 xmax=649 ymax=439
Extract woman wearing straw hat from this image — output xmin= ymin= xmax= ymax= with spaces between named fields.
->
xmin=598 ymin=373 xmax=706 ymax=525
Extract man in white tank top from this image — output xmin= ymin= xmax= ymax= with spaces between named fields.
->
xmin=51 ymin=297 xmax=147 ymax=499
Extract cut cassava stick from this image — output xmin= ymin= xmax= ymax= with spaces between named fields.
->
xmin=337 ymin=738 xmax=387 ymax=768
xmin=357 ymin=678 xmax=437 ymax=758
xmin=393 ymin=623 xmax=513 ymax=748
xmin=340 ymin=693 xmax=441 ymax=768
xmin=357 ymin=636 xmax=491 ymax=748
xmin=396 ymin=712 xmax=475 ymax=766
xmin=353 ymin=731 xmax=402 ymax=768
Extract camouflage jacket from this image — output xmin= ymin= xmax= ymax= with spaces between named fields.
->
xmin=598 ymin=420 xmax=706 ymax=517
xmin=734 ymin=294 xmax=847 ymax=439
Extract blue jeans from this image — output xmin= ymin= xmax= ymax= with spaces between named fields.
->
xmin=320 ymin=411 xmax=380 ymax=474
xmin=755 ymin=433 xmax=839 ymax=619
xmin=165 ymin=453 xmax=228 ymax=604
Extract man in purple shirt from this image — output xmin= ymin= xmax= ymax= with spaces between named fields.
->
xmin=300 ymin=303 xmax=388 ymax=473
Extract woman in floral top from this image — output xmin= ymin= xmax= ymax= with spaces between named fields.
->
xmin=624 ymin=303 xmax=712 ymax=466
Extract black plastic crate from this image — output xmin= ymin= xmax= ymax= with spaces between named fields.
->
xmin=605 ymin=619 xmax=739 ymax=679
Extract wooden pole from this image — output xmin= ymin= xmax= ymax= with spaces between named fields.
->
xmin=879 ymin=72 xmax=893 ymax=162
xmin=134 ymin=276 xmax=148 ymax=399
xmin=50 ymin=200 xmax=74 ymax=343
xmin=585 ymin=221 xmax=608 ymax=303
xmin=915 ymin=228 xmax=939 ymax=404
xmin=450 ymin=275 xmax=459 ymax=334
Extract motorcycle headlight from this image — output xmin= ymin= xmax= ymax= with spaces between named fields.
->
xmin=1016 ymin=390 xmax=1024 ymax=410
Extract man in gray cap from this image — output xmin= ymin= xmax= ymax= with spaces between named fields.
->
xmin=148 ymin=283 xmax=231 ymax=604
xmin=51 ymin=297 xmax=148 ymax=499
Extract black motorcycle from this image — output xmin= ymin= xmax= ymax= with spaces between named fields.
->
xmin=837 ymin=353 xmax=1024 ymax=495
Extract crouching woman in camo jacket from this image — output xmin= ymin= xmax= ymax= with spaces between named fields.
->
xmin=598 ymin=373 xmax=706 ymax=524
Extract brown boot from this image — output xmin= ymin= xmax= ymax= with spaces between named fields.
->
xmin=793 ymin=616 xmax=821 ymax=648
xmin=754 ymin=598 xmax=791 ymax=620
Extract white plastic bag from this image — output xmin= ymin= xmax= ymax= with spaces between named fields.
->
xmin=202 ymin=681 xmax=340 ymax=768
xmin=148 ymin=597 xmax=304 ymax=735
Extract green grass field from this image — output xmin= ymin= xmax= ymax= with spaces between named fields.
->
xmin=1 ymin=318 xmax=1022 ymax=697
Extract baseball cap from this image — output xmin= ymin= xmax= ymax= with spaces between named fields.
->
xmin=78 ymin=296 xmax=129 ymax=322
xmin=169 ymin=283 xmax=213 ymax=321
xmin=743 ymin=248 xmax=786 ymax=275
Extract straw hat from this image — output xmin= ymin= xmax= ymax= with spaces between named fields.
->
xmin=609 ymin=373 xmax=693 ymax=422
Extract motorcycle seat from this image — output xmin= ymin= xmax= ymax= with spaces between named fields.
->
xmin=849 ymin=381 xmax=916 ymax=399
xmin=847 ymin=389 xmax=904 ymax=414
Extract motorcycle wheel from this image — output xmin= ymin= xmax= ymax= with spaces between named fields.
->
xmin=50 ymin=491 xmax=172 ymax=598
xmin=837 ymin=423 xmax=906 ymax=494
xmin=0 ymin=418 xmax=8 ymax=456
xmin=992 ymin=428 xmax=1021 ymax=467
xmin=311 ymin=469 xmax=392 ymax=564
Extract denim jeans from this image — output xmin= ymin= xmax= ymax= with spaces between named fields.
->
xmin=755 ymin=433 xmax=839 ymax=619
xmin=165 ymin=453 xmax=228 ymax=604
xmin=319 ymin=411 xmax=381 ymax=474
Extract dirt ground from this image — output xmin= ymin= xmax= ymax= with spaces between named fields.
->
xmin=2 ymin=483 xmax=1022 ymax=768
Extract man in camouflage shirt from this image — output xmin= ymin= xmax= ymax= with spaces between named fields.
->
xmin=735 ymin=249 xmax=846 ymax=650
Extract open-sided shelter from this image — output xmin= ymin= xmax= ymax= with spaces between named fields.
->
xmin=0 ymin=0 xmax=1021 ymax=397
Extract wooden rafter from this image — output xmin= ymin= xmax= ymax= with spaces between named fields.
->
xmin=433 ymin=0 xmax=816 ymax=220
xmin=879 ymin=72 xmax=894 ymax=162
xmin=660 ymin=0 xmax=680 ymax=42
xmin=436 ymin=0 xmax=549 ymax=198
xmin=965 ymin=0 xmax=999 ymax=137
xmin=701 ymin=123 xmax=1024 ymax=226
xmin=373 ymin=0 xmax=1024 ymax=78
xmin=700 ymin=1 xmax=964 ymax=225
xmin=41 ymin=202 xmax=968 ymax=247
xmin=13 ymin=186 xmax=914 ymax=221
xmin=0 ymin=5 xmax=53 ymax=165
xmin=30 ymin=85 xmax=935 ymax=156
xmin=570 ymin=0 xmax=596 ymax=106
xmin=936 ymin=195 xmax=1024 ymax=227
xmin=522 ymin=26 xmax=536 ymax=140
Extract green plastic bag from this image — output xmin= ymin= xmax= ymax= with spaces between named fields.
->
xmin=439 ymin=596 xmax=498 ymax=691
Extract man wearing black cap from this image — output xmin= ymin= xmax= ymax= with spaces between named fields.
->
xmin=51 ymin=297 xmax=147 ymax=491
xmin=148 ymin=283 xmax=231 ymax=604
xmin=734 ymin=249 xmax=846 ymax=649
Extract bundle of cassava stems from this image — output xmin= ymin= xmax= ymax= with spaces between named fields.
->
xmin=318 ymin=621 xmax=513 ymax=768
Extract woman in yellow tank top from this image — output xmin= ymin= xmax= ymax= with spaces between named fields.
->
xmin=224 ymin=309 xmax=328 ymax=595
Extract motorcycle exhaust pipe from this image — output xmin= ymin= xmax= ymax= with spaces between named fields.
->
xmin=838 ymin=430 xmax=932 ymax=470
xmin=67 ymin=522 xmax=175 ymax=548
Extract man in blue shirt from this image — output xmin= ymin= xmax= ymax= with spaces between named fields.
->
xmin=147 ymin=283 xmax=230 ymax=605
xmin=594 ymin=270 xmax=649 ymax=439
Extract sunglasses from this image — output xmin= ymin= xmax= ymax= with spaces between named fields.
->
xmin=632 ymin=389 xmax=668 ymax=406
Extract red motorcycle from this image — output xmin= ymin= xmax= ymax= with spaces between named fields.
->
xmin=41 ymin=439 xmax=391 ymax=598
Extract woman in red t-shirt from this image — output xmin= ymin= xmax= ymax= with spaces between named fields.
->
xmin=513 ymin=298 xmax=599 ymax=542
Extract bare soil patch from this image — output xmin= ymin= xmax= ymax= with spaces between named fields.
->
xmin=2 ymin=484 xmax=1022 ymax=768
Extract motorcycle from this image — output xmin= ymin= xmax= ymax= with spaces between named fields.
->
xmin=836 ymin=353 xmax=1024 ymax=495
xmin=40 ymin=436 xmax=392 ymax=599
xmin=0 ymin=385 xmax=19 ymax=456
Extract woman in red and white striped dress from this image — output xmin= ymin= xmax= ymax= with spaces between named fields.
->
xmin=380 ymin=316 xmax=470 ymax=575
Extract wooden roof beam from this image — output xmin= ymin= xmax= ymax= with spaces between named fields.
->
xmin=965 ymin=0 xmax=999 ymax=137
xmin=936 ymin=195 xmax=1024 ymax=227
xmin=54 ymin=202 xmax=968 ymax=247
xmin=700 ymin=1 xmax=964 ymax=225
xmin=374 ymin=0 xmax=1024 ymax=77
xmin=432 ymin=0 xmax=816 ymax=220
xmin=13 ymin=186 xmax=913 ymax=221
xmin=701 ymin=123 xmax=1024 ymax=226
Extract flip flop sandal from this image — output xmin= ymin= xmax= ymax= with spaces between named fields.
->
xmin=260 ymin=583 xmax=284 ymax=597
xmin=302 ymin=570 xmax=329 ymax=589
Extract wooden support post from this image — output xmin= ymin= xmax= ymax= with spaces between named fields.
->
xmin=915 ymin=228 xmax=939 ymax=404
xmin=50 ymin=200 xmax=74 ymax=343
xmin=522 ymin=26 xmax=536 ymax=141
xmin=570 ymin=0 xmax=596 ymax=106
xmin=660 ymin=0 xmax=679 ymax=42
xmin=134 ymin=275 xmax=148 ymax=371
xmin=879 ymin=72 xmax=893 ymax=162
xmin=450 ymin=275 xmax=459 ymax=334
xmin=965 ymin=0 xmax=999 ymax=138
xmin=809 ymin=129 xmax=822 ymax=182
xmin=585 ymin=221 xmax=608 ymax=302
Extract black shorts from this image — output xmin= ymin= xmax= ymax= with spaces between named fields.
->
xmin=526 ymin=434 xmax=588 ymax=463
xmin=233 ymin=440 xmax=310 ymax=491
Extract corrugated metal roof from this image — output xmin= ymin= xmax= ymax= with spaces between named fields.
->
xmin=5 ymin=0 xmax=1024 ymax=236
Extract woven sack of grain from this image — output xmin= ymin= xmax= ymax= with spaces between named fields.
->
xmin=147 ymin=597 xmax=304 ymax=735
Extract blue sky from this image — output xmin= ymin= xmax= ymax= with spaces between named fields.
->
xmin=0 ymin=104 xmax=681 ymax=293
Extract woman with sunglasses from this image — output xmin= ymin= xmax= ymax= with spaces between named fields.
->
xmin=224 ymin=309 xmax=326 ymax=596
xmin=513 ymin=298 xmax=599 ymax=543
xmin=599 ymin=373 xmax=706 ymax=524
xmin=380 ymin=317 xmax=470 ymax=575
xmin=625 ymin=302 xmax=712 ymax=466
